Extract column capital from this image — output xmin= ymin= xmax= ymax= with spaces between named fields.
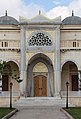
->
xmin=55 ymin=25 xmax=60 ymax=30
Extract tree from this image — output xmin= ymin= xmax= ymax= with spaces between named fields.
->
xmin=0 ymin=60 xmax=22 ymax=109
xmin=0 ymin=60 xmax=6 ymax=79
xmin=0 ymin=60 xmax=7 ymax=93
xmin=0 ymin=60 xmax=22 ymax=83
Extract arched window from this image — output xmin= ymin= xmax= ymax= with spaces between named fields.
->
xmin=5 ymin=42 xmax=8 ymax=47
xmin=2 ymin=42 xmax=3 ymax=47
xmin=77 ymin=42 xmax=79 ymax=47
xmin=73 ymin=42 xmax=76 ymax=47
xmin=29 ymin=33 xmax=52 ymax=46
xmin=1 ymin=41 xmax=8 ymax=47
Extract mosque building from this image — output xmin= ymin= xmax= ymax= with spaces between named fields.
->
xmin=0 ymin=10 xmax=81 ymax=105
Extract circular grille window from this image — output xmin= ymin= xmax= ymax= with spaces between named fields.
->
xmin=29 ymin=33 xmax=52 ymax=46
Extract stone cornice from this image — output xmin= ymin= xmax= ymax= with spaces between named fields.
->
xmin=0 ymin=47 xmax=20 ymax=52
xmin=60 ymin=48 xmax=81 ymax=53
xmin=19 ymin=15 xmax=62 ymax=25
xmin=20 ymin=24 xmax=61 ymax=30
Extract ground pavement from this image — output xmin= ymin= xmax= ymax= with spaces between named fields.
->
xmin=10 ymin=97 xmax=69 ymax=119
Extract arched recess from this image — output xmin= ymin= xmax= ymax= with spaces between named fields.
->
xmin=27 ymin=53 xmax=54 ymax=97
xmin=61 ymin=61 xmax=78 ymax=91
xmin=2 ymin=61 xmax=20 ymax=92
xmin=6 ymin=59 xmax=20 ymax=71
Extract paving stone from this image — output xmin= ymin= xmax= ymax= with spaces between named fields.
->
xmin=10 ymin=97 xmax=70 ymax=119
xmin=10 ymin=106 xmax=68 ymax=119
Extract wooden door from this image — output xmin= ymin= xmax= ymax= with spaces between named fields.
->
xmin=2 ymin=75 xmax=9 ymax=91
xmin=72 ymin=75 xmax=78 ymax=91
xmin=34 ymin=75 xmax=47 ymax=97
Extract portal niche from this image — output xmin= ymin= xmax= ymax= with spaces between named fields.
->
xmin=33 ymin=62 xmax=48 ymax=97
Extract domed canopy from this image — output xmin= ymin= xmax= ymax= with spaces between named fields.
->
xmin=0 ymin=11 xmax=19 ymax=25
xmin=62 ymin=10 xmax=81 ymax=25
xmin=62 ymin=16 xmax=81 ymax=25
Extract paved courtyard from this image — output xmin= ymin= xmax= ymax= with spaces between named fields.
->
xmin=10 ymin=97 xmax=70 ymax=119
xmin=10 ymin=106 xmax=68 ymax=119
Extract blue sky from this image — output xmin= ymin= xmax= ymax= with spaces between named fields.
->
xmin=0 ymin=0 xmax=81 ymax=20
xmin=24 ymin=0 xmax=54 ymax=11
xmin=23 ymin=0 xmax=71 ymax=11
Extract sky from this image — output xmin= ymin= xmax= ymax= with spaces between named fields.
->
xmin=0 ymin=0 xmax=81 ymax=20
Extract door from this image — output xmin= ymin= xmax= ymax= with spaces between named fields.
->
xmin=34 ymin=75 xmax=47 ymax=97
xmin=2 ymin=75 xmax=9 ymax=91
xmin=72 ymin=75 xmax=78 ymax=91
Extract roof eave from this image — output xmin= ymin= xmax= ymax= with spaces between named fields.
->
xmin=19 ymin=21 xmax=62 ymax=25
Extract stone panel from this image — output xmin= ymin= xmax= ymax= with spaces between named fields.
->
xmin=61 ymin=50 xmax=81 ymax=70
xmin=33 ymin=62 xmax=48 ymax=72
xmin=26 ymin=30 xmax=56 ymax=47
xmin=0 ymin=31 xmax=20 ymax=41
xmin=26 ymin=52 xmax=54 ymax=66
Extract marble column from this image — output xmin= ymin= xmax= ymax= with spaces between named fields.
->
xmin=54 ymin=26 xmax=61 ymax=96
xmin=78 ymin=71 xmax=81 ymax=91
xmin=20 ymin=26 xmax=26 ymax=95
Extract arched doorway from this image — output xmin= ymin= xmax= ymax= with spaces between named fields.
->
xmin=33 ymin=62 xmax=48 ymax=97
xmin=61 ymin=61 xmax=78 ymax=91
xmin=2 ymin=61 xmax=20 ymax=92
xmin=27 ymin=53 xmax=54 ymax=97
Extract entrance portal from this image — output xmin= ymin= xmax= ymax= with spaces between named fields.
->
xmin=27 ymin=53 xmax=54 ymax=97
xmin=34 ymin=75 xmax=47 ymax=97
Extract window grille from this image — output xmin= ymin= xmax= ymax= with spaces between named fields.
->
xmin=29 ymin=33 xmax=52 ymax=46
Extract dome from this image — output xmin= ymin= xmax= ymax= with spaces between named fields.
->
xmin=0 ymin=11 xmax=19 ymax=25
xmin=62 ymin=16 xmax=81 ymax=25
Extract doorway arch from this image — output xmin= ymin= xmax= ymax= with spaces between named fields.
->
xmin=2 ymin=61 xmax=19 ymax=92
xmin=61 ymin=61 xmax=78 ymax=91
xmin=27 ymin=53 xmax=54 ymax=97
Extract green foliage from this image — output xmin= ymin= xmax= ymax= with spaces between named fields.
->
xmin=0 ymin=107 xmax=14 ymax=118
xmin=0 ymin=60 xmax=22 ymax=83
xmin=0 ymin=61 xmax=6 ymax=74
xmin=65 ymin=107 xmax=81 ymax=119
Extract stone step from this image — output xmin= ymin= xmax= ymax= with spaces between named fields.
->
xmin=16 ymin=97 xmax=65 ymax=103
xmin=19 ymin=97 xmax=62 ymax=101
xmin=13 ymin=97 xmax=72 ymax=107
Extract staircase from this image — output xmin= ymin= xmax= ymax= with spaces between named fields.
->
xmin=13 ymin=97 xmax=72 ymax=108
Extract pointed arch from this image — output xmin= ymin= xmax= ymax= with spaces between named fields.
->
xmin=27 ymin=53 xmax=54 ymax=97
xmin=2 ymin=60 xmax=20 ymax=92
xmin=61 ymin=61 xmax=78 ymax=91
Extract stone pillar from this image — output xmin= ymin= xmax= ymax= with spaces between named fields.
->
xmin=54 ymin=26 xmax=61 ymax=96
xmin=78 ymin=71 xmax=81 ymax=91
xmin=20 ymin=26 xmax=26 ymax=95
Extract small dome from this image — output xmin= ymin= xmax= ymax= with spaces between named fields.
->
xmin=0 ymin=11 xmax=19 ymax=25
xmin=62 ymin=16 xmax=81 ymax=25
